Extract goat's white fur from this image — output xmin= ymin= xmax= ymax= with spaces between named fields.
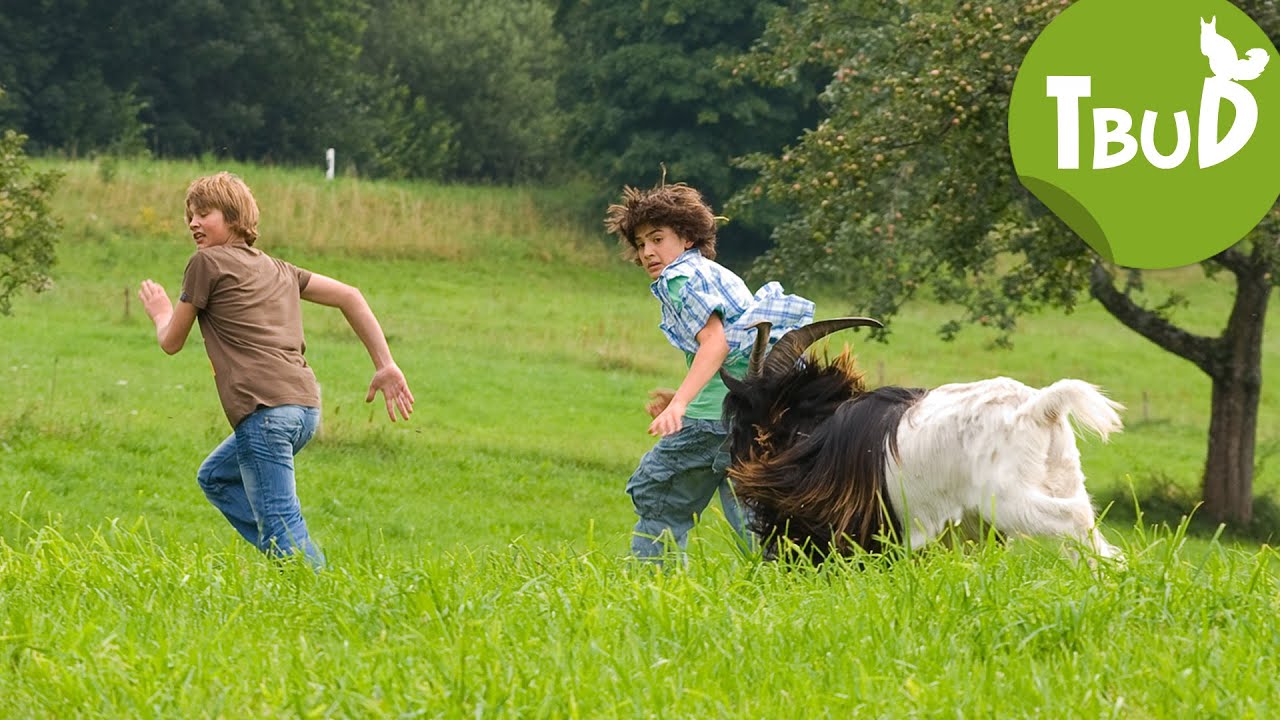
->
xmin=887 ymin=377 xmax=1123 ymax=559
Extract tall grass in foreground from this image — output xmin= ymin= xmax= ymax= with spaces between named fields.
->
xmin=1 ymin=521 xmax=1277 ymax=718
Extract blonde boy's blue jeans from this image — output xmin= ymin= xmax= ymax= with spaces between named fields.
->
xmin=626 ymin=418 xmax=747 ymax=559
xmin=196 ymin=404 xmax=325 ymax=568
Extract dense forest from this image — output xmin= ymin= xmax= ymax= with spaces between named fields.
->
xmin=0 ymin=0 xmax=818 ymax=235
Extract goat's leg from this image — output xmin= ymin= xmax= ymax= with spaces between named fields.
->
xmin=981 ymin=489 xmax=1122 ymax=561
xmin=935 ymin=512 xmax=1004 ymax=551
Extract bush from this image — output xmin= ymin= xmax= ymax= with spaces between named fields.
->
xmin=0 ymin=128 xmax=60 ymax=314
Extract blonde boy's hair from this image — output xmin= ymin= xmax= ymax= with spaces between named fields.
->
xmin=185 ymin=172 xmax=261 ymax=245
xmin=604 ymin=183 xmax=718 ymax=264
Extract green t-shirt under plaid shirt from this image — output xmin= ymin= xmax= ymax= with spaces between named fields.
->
xmin=666 ymin=276 xmax=752 ymax=420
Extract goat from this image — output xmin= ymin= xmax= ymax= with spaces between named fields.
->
xmin=721 ymin=318 xmax=1124 ymax=563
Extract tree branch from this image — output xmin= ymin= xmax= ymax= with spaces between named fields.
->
xmin=1211 ymin=246 xmax=1252 ymax=276
xmin=1089 ymin=261 xmax=1220 ymax=376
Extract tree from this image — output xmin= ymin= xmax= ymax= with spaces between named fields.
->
xmin=0 ymin=0 xmax=373 ymax=164
xmin=0 ymin=0 xmax=150 ymax=156
xmin=123 ymin=0 xmax=373 ymax=163
xmin=0 ymin=0 xmax=569 ymax=182
xmin=0 ymin=122 xmax=60 ymax=315
xmin=733 ymin=0 xmax=1280 ymax=527
xmin=361 ymin=0 xmax=568 ymax=182
xmin=555 ymin=0 xmax=823 ymax=263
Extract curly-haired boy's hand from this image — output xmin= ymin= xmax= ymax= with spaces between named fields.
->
xmin=648 ymin=399 xmax=687 ymax=437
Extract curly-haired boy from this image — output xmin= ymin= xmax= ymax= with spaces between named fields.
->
xmin=605 ymin=182 xmax=814 ymax=560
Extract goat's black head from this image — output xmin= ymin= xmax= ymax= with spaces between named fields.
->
xmin=720 ymin=317 xmax=882 ymax=463
xmin=719 ymin=317 xmax=888 ymax=561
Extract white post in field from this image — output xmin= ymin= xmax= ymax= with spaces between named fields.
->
xmin=325 ymin=148 xmax=335 ymax=180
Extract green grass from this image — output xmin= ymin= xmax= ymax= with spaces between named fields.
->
xmin=2 ymin=522 xmax=1278 ymax=718
xmin=2 ymin=158 xmax=1279 ymax=717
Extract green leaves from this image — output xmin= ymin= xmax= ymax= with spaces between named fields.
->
xmin=737 ymin=0 xmax=1279 ymax=346
xmin=362 ymin=0 xmax=569 ymax=183
xmin=733 ymin=1 xmax=1092 ymax=342
xmin=556 ymin=0 xmax=819 ymax=260
xmin=0 ymin=128 xmax=60 ymax=316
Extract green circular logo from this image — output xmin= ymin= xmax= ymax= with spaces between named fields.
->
xmin=1009 ymin=0 xmax=1280 ymax=269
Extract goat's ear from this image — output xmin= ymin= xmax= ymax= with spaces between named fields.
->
xmin=720 ymin=368 xmax=746 ymax=394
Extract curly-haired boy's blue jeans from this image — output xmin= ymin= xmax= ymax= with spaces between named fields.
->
xmin=626 ymin=418 xmax=748 ymax=559
xmin=197 ymin=404 xmax=325 ymax=568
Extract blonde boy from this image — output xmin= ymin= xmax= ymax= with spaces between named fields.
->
xmin=138 ymin=172 xmax=414 ymax=567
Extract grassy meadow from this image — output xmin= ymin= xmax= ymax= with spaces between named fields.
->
xmin=1 ymin=159 xmax=1279 ymax=717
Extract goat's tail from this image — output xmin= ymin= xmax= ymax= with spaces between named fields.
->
xmin=1017 ymin=379 xmax=1124 ymax=441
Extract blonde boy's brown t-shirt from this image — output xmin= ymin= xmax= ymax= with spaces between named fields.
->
xmin=180 ymin=242 xmax=321 ymax=428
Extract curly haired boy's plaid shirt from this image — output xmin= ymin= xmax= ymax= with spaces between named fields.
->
xmin=650 ymin=249 xmax=815 ymax=361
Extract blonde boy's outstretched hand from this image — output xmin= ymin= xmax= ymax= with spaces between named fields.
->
xmin=367 ymin=363 xmax=415 ymax=422
xmin=138 ymin=279 xmax=173 ymax=323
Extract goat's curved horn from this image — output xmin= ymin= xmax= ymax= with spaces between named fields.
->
xmin=746 ymin=321 xmax=773 ymax=378
xmin=761 ymin=317 xmax=884 ymax=378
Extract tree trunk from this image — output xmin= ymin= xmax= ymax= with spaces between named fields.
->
xmin=1202 ymin=374 xmax=1261 ymax=525
xmin=1201 ymin=256 xmax=1269 ymax=526
xmin=1089 ymin=248 xmax=1271 ymax=528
